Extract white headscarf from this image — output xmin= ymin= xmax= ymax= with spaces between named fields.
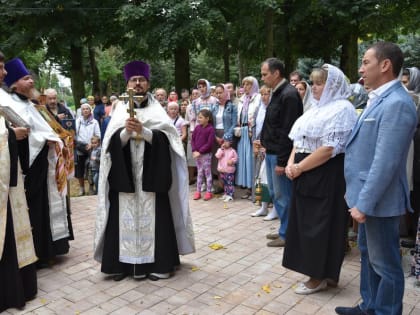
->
xmin=289 ymin=64 xmax=357 ymax=141
xmin=309 ymin=64 xmax=351 ymax=108
xmin=301 ymin=81 xmax=313 ymax=112
xmin=407 ymin=67 xmax=420 ymax=94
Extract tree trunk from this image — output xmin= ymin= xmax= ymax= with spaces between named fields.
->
xmin=282 ymin=27 xmax=298 ymax=77
xmin=88 ymin=43 xmax=100 ymax=96
xmin=340 ymin=30 xmax=359 ymax=82
xmin=278 ymin=1 xmax=297 ymax=77
xmin=264 ymin=9 xmax=274 ymax=58
xmin=238 ymin=50 xmax=245 ymax=84
xmin=174 ymin=46 xmax=190 ymax=96
xmin=70 ymin=44 xmax=85 ymax=109
xmin=223 ymin=37 xmax=230 ymax=82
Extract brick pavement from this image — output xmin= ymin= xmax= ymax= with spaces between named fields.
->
xmin=3 ymin=188 xmax=420 ymax=315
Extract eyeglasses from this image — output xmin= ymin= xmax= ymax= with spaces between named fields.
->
xmin=129 ymin=77 xmax=147 ymax=83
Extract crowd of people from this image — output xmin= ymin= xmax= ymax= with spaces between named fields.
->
xmin=0 ymin=41 xmax=419 ymax=315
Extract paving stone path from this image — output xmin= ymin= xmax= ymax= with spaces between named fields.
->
xmin=4 ymin=188 xmax=420 ymax=314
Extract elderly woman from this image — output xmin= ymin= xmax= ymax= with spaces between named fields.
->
xmin=236 ymin=76 xmax=260 ymax=199
xmin=75 ymin=103 xmax=101 ymax=196
xmin=282 ymin=64 xmax=358 ymax=294
xmin=251 ymin=85 xmax=277 ymax=220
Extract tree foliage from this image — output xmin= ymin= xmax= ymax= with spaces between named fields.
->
xmin=0 ymin=0 xmax=418 ymax=99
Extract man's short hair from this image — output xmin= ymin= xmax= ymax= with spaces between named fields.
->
xmin=45 ymin=88 xmax=57 ymax=96
xmin=263 ymin=58 xmax=285 ymax=78
xmin=369 ymin=42 xmax=403 ymax=77
xmin=289 ymin=70 xmax=302 ymax=79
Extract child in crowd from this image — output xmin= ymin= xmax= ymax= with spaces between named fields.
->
xmin=215 ymin=134 xmax=238 ymax=202
xmin=167 ymin=101 xmax=187 ymax=144
xmin=88 ymin=135 xmax=101 ymax=195
xmin=191 ymin=109 xmax=215 ymax=201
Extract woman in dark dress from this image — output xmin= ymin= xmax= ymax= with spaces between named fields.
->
xmin=283 ymin=64 xmax=357 ymax=294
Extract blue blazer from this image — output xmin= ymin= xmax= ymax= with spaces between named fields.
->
xmin=344 ymin=81 xmax=417 ymax=217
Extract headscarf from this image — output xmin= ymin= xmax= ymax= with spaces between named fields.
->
xmin=216 ymin=83 xmax=230 ymax=106
xmin=197 ymin=78 xmax=211 ymax=99
xmin=80 ymin=103 xmax=94 ymax=122
xmin=407 ymin=67 xmax=420 ymax=93
xmin=309 ymin=64 xmax=351 ymax=108
xmin=298 ymin=80 xmax=313 ymax=112
xmin=241 ymin=76 xmax=259 ymax=115
xmin=289 ymin=64 xmax=357 ymax=141
xmin=242 ymin=76 xmax=260 ymax=97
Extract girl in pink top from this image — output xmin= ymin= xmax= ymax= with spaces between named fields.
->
xmin=215 ymin=134 xmax=238 ymax=201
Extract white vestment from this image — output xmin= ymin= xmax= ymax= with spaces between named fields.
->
xmin=94 ymin=93 xmax=195 ymax=264
xmin=0 ymin=89 xmax=69 ymax=241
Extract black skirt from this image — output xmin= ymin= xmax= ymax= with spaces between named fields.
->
xmin=0 ymin=201 xmax=37 ymax=312
xmin=282 ymin=153 xmax=348 ymax=282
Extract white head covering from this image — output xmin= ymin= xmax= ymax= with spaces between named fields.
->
xmin=309 ymin=64 xmax=352 ymax=108
xmin=301 ymin=80 xmax=313 ymax=112
xmin=407 ymin=67 xmax=420 ymax=94
xmin=289 ymin=64 xmax=357 ymax=151
xmin=80 ymin=103 xmax=92 ymax=111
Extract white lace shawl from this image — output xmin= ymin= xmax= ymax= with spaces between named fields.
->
xmin=289 ymin=64 xmax=358 ymax=155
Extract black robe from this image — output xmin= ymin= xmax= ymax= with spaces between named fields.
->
xmin=0 ymin=125 xmax=37 ymax=312
xmin=15 ymin=92 xmax=74 ymax=266
xmin=101 ymin=129 xmax=180 ymax=276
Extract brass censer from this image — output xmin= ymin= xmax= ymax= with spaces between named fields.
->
xmin=255 ymin=178 xmax=263 ymax=206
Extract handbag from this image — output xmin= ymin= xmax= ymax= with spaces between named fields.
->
xmin=75 ymin=141 xmax=89 ymax=155
xmin=233 ymin=127 xmax=241 ymax=137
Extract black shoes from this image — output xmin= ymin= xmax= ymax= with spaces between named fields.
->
xmin=112 ymin=273 xmax=128 ymax=281
xmin=111 ymin=272 xmax=170 ymax=281
xmin=401 ymin=239 xmax=415 ymax=248
xmin=335 ymin=305 xmax=375 ymax=315
xmin=148 ymin=273 xmax=170 ymax=281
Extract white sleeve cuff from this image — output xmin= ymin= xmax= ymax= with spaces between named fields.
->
xmin=120 ymin=127 xmax=153 ymax=145
xmin=142 ymin=127 xmax=153 ymax=143
xmin=120 ymin=129 xmax=131 ymax=146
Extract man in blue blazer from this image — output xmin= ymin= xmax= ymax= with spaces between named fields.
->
xmin=336 ymin=42 xmax=417 ymax=315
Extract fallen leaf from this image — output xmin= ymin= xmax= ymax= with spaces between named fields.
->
xmin=262 ymin=284 xmax=271 ymax=293
xmin=209 ymin=243 xmax=224 ymax=250
xmin=214 ymin=295 xmax=222 ymax=299
xmin=40 ymin=298 xmax=47 ymax=304
xmin=191 ymin=266 xmax=200 ymax=272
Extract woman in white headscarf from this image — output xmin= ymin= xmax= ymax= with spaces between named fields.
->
xmin=295 ymin=80 xmax=312 ymax=112
xmin=282 ymin=64 xmax=358 ymax=295
xmin=235 ymin=76 xmax=260 ymax=199
xmin=75 ymin=103 xmax=101 ymax=195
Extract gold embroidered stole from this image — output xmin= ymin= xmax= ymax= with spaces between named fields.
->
xmin=35 ymin=105 xmax=74 ymax=194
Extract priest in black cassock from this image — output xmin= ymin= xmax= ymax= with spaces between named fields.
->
xmin=94 ymin=60 xmax=195 ymax=281
xmin=3 ymin=58 xmax=73 ymax=268
xmin=0 ymin=52 xmax=37 ymax=312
